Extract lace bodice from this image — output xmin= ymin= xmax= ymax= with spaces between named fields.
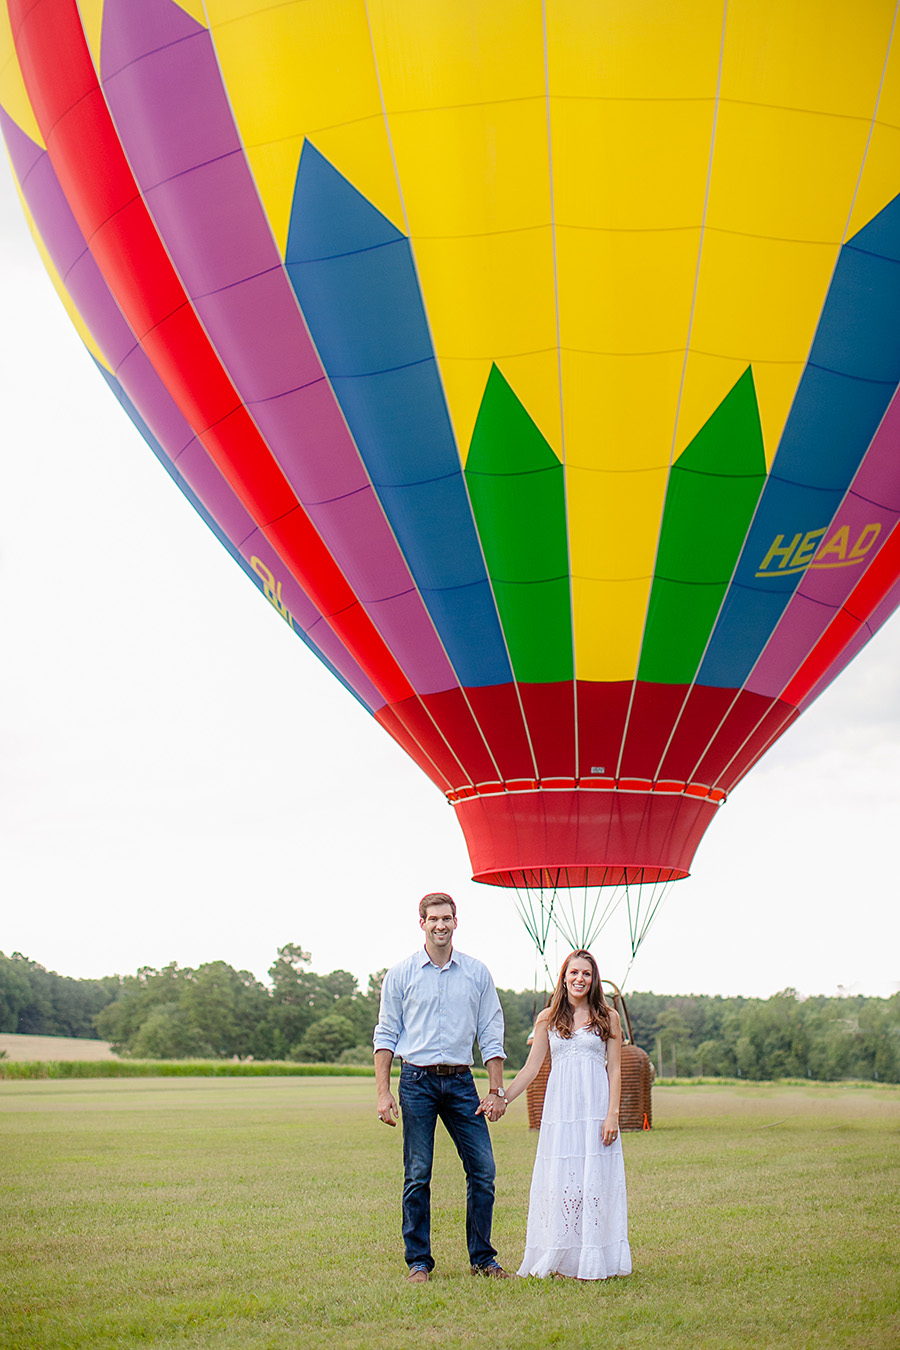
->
xmin=548 ymin=1024 xmax=608 ymax=1066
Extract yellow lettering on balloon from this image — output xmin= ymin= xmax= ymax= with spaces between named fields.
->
xmin=755 ymin=522 xmax=884 ymax=579
xmin=250 ymin=556 xmax=295 ymax=629
xmin=850 ymin=522 xmax=881 ymax=558
xmin=791 ymin=528 xmax=827 ymax=569
xmin=758 ymin=532 xmax=802 ymax=573
xmin=814 ymin=526 xmax=849 ymax=564
xmin=810 ymin=522 xmax=883 ymax=570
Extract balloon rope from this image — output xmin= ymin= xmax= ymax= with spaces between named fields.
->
xmin=631 ymin=875 xmax=671 ymax=953
xmin=512 ymin=882 xmax=555 ymax=986
xmin=519 ymin=872 xmax=673 ymax=992
xmin=624 ymin=872 xmax=673 ymax=966
xmin=512 ymin=886 xmax=543 ymax=953
xmin=625 ymin=872 xmax=645 ymax=958
xmin=581 ymin=876 xmax=628 ymax=949
xmin=541 ymin=879 xmax=559 ymax=954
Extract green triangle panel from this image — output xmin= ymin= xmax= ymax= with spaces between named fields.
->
xmin=465 ymin=365 xmax=573 ymax=683
xmin=639 ymin=367 xmax=767 ymax=684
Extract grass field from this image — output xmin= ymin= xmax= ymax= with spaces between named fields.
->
xmin=1 ymin=1078 xmax=898 ymax=1350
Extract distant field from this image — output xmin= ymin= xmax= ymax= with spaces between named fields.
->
xmin=1 ymin=1078 xmax=898 ymax=1350
xmin=0 ymin=1033 xmax=117 ymax=1062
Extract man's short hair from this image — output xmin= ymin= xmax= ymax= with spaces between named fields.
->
xmin=419 ymin=892 xmax=457 ymax=920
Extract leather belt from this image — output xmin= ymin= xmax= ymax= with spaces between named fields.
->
xmin=410 ymin=1063 xmax=470 ymax=1076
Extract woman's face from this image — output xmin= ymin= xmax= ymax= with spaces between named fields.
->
xmin=565 ymin=958 xmax=593 ymax=1002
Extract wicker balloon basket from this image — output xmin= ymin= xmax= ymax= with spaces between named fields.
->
xmin=525 ymin=981 xmax=653 ymax=1131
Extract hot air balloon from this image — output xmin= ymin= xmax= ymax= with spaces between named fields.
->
xmin=3 ymin=0 xmax=900 ymax=962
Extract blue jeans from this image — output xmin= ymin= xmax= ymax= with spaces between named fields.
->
xmin=398 ymin=1064 xmax=497 ymax=1270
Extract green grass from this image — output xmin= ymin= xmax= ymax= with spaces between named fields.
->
xmin=1 ymin=1079 xmax=898 ymax=1349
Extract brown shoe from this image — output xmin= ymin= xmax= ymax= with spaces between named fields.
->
xmin=470 ymin=1261 xmax=515 ymax=1278
xmin=407 ymin=1265 xmax=430 ymax=1283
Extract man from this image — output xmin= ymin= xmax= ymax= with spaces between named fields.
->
xmin=374 ymin=892 xmax=513 ymax=1283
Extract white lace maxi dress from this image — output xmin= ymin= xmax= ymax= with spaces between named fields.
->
xmin=518 ymin=1025 xmax=632 ymax=1280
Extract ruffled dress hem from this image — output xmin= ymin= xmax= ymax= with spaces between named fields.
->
xmin=518 ymin=1239 xmax=632 ymax=1280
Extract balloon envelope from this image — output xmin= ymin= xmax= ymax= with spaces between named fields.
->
xmin=4 ymin=0 xmax=900 ymax=886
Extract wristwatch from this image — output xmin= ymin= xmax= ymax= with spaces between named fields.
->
xmin=490 ymin=1087 xmax=506 ymax=1099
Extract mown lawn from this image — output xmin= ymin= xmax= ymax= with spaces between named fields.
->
xmin=1 ymin=1078 xmax=898 ymax=1349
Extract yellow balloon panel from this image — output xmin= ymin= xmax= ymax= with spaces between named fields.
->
xmin=557 ymin=227 xmax=701 ymax=363
xmin=412 ymin=228 xmax=559 ymax=452
xmin=692 ymin=233 xmax=842 ymax=361
xmin=706 ymin=101 xmax=873 ymax=242
xmin=174 ymin=0 xmax=207 ymax=23
xmin=493 ymin=350 xmax=563 ymax=459
xmin=669 ymin=2 xmax=893 ymax=465
xmin=720 ymin=0 xmax=895 ymax=118
xmin=366 ymin=0 xmax=546 ymax=111
xmin=846 ymin=40 xmax=900 ymax=240
xmin=551 ymin=99 xmax=716 ymax=233
xmin=572 ymin=577 xmax=657 ymax=684
xmin=387 ymin=99 xmax=550 ymax=238
xmin=205 ymin=0 xmax=405 ymax=248
xmin=74 ymin=0 xmax=104 ymax=72
xmin=682 ymin=232 xmax=843 ymax=461
xmin=561 ymin=350 xmax=685 ymax=476
xmin=568 ymin=461 xmax=668 ymax=682
xmin=366 ymin=2 xmax=556 ymax=458
xmin=0 ymin=6 xmax=43 ymax=146
xmin=434 ymin=357 xmax=495 ymax=471
xmin=411 ymin=231 xmax=558 ymax=359
xmin=546 ymin=0 xmax=725 ymax=102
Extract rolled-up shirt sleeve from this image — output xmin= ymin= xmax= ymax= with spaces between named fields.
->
xmin=373 ymin=965 xmax=403 ymax=1054
xmin=476 ymin=972 xmax=506 ymax=1063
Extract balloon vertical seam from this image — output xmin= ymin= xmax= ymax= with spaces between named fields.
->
xmin=613 ymin=0 xmax=730 ymax=786
xmin=357 ymin=0 xmax=540 ymax=788
xmin=541 ymin=0 xmax=579 ymax=786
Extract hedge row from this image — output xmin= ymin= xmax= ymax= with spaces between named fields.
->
xmin=0 ymin=1059 xmax=494 ymax=1081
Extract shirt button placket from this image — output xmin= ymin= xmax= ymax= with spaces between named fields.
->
xmin=439 ymin=966 xmax=445 ymax=1060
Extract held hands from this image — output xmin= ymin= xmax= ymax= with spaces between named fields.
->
xmin=476 ymin=1092 xmax=508 ymax=1123
xmin=601 ymin=1112 xmax=619 ymax=1146
xmin=377 ymin=1092 xmax=399 ymax=1126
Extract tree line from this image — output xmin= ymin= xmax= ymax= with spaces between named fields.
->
xmin=1 ymin=947 xmax=898 ymax=1080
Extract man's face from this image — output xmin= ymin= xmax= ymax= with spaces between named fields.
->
xmin=420 ymin=904 xmax=457 ymax=947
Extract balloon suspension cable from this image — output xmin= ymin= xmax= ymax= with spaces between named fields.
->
xmin=619 ymin=870 xmax=674 ymax=991
xmin=511 ymin=881 xmax=556 ymax=987
xmin=535 ymin=867 xmax=631 ymax=952
xmin=514 ymin=867 xmax=637 ymax=979
xmin=514 ymin=868 xmax=675 ymax=996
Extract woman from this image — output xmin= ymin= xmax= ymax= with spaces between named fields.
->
xmin=502 ymin=950 xmax=632 ymax=1280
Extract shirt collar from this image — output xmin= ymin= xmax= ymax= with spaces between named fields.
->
xmin=419 ymin=945 xmax=457 ymax=970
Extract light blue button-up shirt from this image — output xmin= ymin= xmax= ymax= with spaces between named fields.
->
xmin=373 ymin=948 xmax=506 ymax=1065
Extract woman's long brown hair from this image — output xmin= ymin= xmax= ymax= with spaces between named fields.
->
xmin=546 ymin=950 xmax=613 ymax=1040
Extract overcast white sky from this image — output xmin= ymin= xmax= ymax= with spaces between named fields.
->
xmin=2 ymin=162 xmax=899 ymax=1003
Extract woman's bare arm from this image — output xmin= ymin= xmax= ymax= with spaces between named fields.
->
xmin=501 ymin=1010 xmax=552 ymax=1107
xmin=602 ymin=1008 xmax=623 ymax=1145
